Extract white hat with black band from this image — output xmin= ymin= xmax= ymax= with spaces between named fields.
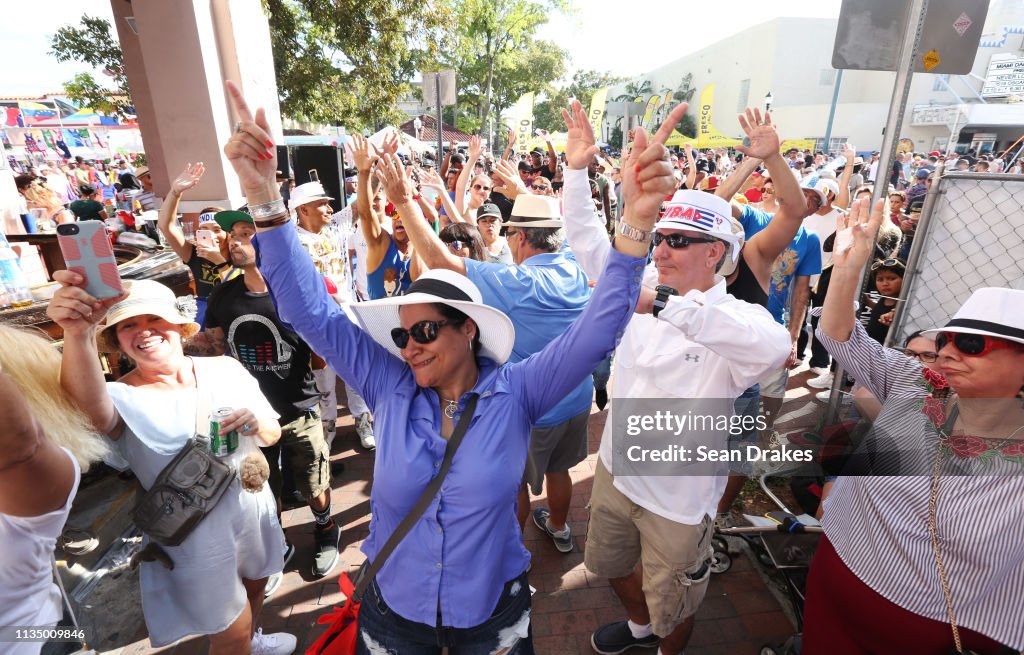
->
xmin=920 ymin=287 xmax=1024 ymax=346
xmin=348 ymin=268 xmax=516 ymax=363
xmin=503 ymin=195 xmax=563 ymax=229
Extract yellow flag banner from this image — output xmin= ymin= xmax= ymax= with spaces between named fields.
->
xmin=587 ymin=87 xmax=610 ymax=139
xmin=641 ymin=95 xmax=661 ymax=129
xmin=779 ymin=139 xmax=817 ymax=153
xmin=696 ymin=84 xmax=743 ymax=149
xmin=514 ymin=92 xmax=535 ymax=155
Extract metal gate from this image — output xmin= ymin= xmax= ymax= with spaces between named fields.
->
xmin=889 ymin=172 xmax=1024 ymax=345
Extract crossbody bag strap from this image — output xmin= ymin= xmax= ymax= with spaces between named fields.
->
xmin=193 ymin=358 xmax=210 ymax=439
xmin=352 ymin=393 xmax=479 ymax=602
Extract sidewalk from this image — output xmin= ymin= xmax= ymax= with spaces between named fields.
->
xmin=105 ymin=396 xmax=805 ymax=654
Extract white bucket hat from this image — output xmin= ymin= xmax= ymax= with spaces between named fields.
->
xmin=348 ymin=269 xmax=516 ymax=364
xmin=504 ymin=195 xmax=562 ymax=229
xmin=289 ymin=182 xmax=334 ymax=210
xmin=920 ymin=287 xmax=1024 ymax=346
xmin=97 ymin=280 xmax=199 ymax=352
xmin=657 ymin=190 xmax=744 ymax=267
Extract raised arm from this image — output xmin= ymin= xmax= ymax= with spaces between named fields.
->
xmin=421 ymin=169 xmax=466 ymax=224
xmin=46 ymin=271 xmax=126 ymax=438
xmin=734 ymin=108 xmax=806 ymax=272
xmin=540 ymin=130 xmax=557 ymax=174
xmin=454 ymin=136 xmax=481 ymax=215
xmin=377 ymin=153 xmax=466 ymax=275
xmin=512 ymin=104 xmax=689 ymax=420
xmin=221 ymin=81 xmax=409 ymax=409
xmin=502 ymin=131 xmax=516 ymax=162
xmin=820 ymin=198 xmax=883 ymax=342
xmin=682 ymin=144 xmax=697 ymax=191
xmin=716 ymin=150 xmax=761 ymax=209
xmin=561 ymin=98 xmax=611 ymax=279
xmin=157 ymin=162 xmax=205 ymax=261
xmin=836 ymin=143 xmax=856 ymax=210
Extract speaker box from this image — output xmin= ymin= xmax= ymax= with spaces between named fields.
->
xmin=290 ymin=145 xmax=344 ymax=212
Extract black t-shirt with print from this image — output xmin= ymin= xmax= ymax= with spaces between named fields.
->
xmin=186 ymin=244 xmax=223 ymax=300
xmin=205 ymin=277 xmax=319 ymax=423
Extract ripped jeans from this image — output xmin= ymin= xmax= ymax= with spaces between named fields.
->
xmin=356 ymin=571 xmax=534 ymax=655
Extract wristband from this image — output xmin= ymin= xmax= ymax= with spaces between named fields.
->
xmin=249 ymin=198 xmax=287 ymax=220
xmin=253 ymin=213 xmax=291 ymax=228
xmin=412 ymin=194 xmax=423 ymax=202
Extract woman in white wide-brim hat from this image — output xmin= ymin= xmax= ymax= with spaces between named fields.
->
xmin=803 ymin=198 xmax=1024 ymax=654
xmin=221 ymin=80 xmax=683 ymax=653
xmin=47 ymin=277 xmax=297 ymax=655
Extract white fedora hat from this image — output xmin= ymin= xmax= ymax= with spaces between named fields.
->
xmin=289 ymin=182 xmax=334 ymax=210
xmin=504 ymin=195 xmax=562 ymax=229
xmin=97 ymin=280 xmax=199 ymax=353
xmin=348 ymin=269 xmax=516 ymax=364
xmin=921 ymin=287 xmax=1024 ymax=346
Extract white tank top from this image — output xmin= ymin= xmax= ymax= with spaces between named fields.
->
xmin=0 ymin=448 xmax=80 ymax=655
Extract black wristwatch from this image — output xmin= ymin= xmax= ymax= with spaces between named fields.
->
xmin=652 ymin=284 xmax=678 ymax=318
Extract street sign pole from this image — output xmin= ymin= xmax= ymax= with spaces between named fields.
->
xmin=822 ymin=69 xmax=844 ymax=154
xmin=435 ymin=74 xmax=443 ymax=163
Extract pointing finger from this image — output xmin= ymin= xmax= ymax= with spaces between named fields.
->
xmin=225 ymin=80 xmax=254 ymax=124
xmin=651 ymin=103 xmax=688 ymax=147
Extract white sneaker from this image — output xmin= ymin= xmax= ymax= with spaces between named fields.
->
xmin=263 ymin=572 xmax=282 ymax=599
xmin=815 ymin=389 xmax=835 ymax=402
xmin=807 ymin=372 xmax=834 ymax=389
xmin=251 ymin=628 xmax=297 ymax=655
xmin=808 ymin=367 xmax=829 ymax=377
xmin=356 ymin=414 xmax=376 ymax=450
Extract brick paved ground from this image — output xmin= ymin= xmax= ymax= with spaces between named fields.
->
xmin=107 ymin=368 xmax=828 ymax=654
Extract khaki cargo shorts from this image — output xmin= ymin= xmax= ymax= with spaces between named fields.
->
xmin=584 ymin=459 xmax=714 ymax=637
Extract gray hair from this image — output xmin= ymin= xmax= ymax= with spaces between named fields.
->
xmin=519 ymin=226 xmax=564 ymax=252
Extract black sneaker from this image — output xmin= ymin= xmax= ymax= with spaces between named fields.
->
xmin=595 ymin=387 xmax=608 ymax=411
xmin=312 ymin=520 xmax=340 ymax=578
xmin=532 ymin=508 xmax=573 ymax=553
xmin=591 ymin=620 xmax=660 ymax=655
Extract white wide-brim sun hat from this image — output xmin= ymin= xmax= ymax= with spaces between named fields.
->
xmin=348 ymin=269 xmax=516 ymax=364
xmin=97 ymin=280 xmax=200 ymax=353
xmin=920 ymin=287 xmax=1024 ymax=346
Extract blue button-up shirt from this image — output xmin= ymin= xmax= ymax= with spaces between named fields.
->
xmin=254 ymin=226 xmax=643 ymax=628
xmin=465 ymin=250 xmax=593 ymax=427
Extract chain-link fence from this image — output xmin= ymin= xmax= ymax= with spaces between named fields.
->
xmin=889 ymin=172 xmax=1024 ymax=345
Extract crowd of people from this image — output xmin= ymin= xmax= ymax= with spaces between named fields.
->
xmin=2 ymin=81 xmax=1023 ymax=655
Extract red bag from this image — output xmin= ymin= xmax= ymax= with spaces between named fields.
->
xmin=306 ymin=573 xmax=359 ymax=655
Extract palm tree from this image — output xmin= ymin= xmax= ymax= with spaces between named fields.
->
xmin=672 ymin=73 xmax=695 ymax=103
xmin=613 ymin=79 xmax=653 ymax=103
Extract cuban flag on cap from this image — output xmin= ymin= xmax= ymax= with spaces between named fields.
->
xmin=657 ymin=189 xmax=732 ymax=236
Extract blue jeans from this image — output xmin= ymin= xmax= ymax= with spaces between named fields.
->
xmin=356 ymin=572 xmax=534 ymax=654
xmin=592 ymin=353 xmax=613 ymax=391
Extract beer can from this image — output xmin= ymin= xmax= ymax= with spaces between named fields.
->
xmin=210 ymin=407 xmax=239 ymax=457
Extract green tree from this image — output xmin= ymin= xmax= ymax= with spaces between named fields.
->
xmin=49 ymin=16 xmax=132 ymax=118
xmin=534 ymin=69 xmax=625 ymax=133
xmin=613 ymin=79 xmax=652 ymax=103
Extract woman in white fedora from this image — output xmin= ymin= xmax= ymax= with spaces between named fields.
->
xmin=221 ymin=80 xmax=682 ymax=653
xmin=47 ymin=277 xmax=296 ymax=655
xmin=804 ymin=198 xmax=1024 ymax=654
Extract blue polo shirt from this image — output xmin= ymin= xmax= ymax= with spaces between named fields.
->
xmin=739 ymin=205 xmax=822 ymax=325
xmin=465 ymin=250 xmax=594 ymax=427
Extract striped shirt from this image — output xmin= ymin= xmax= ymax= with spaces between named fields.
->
xmin=816 ymin=322 xmax=1024 ymax=649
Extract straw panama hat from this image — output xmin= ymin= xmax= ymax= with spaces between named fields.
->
xmin=97 ymin=280 xmax=200 ymax=352
xmin=348 ymin=269 xmax=515 ymax=364
xmin=504 ymin=195 xmax=563 ymax=229
xmin=920 ymin=287 xmax=1024 ymax=346
xmin=289 ymin=182 xmax=334 ymax=210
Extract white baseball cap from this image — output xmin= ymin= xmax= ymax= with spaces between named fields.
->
xmin=657 ymin=190 xmax=743 ymax=266
xmin=289 ymin=182 xmax=334 ymax=210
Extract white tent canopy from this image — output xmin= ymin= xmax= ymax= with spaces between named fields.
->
xmin=368 ymin=127 xmax=430 ymax=154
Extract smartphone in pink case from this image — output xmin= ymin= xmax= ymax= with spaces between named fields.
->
xmin=56 ymin=222 xmax=124 ymax=299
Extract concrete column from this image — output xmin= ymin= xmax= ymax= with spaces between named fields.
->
xmin=109 ymin=0 xmax=283 ymax=213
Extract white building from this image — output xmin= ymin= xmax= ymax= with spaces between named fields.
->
xmin=609 ymin=0 xmax=1024 ymax=155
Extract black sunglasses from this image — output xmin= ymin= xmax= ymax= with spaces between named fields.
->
xmin=653 ymin=233 xmax=720 ymax=249
xmin=444 ymin=240 xmax=466 ymax=251
xmin=472 ymin=183 xmax=491 ymax=191
xmin=391 ymin=320 xmax=451 ymax=349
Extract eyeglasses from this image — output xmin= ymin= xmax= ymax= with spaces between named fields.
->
xmin=444 ymin=240 xmax=466 ymax=252
xmin=903 ymin=349 xmax=938 ymax=363
xmin=871 ymin=258 xmax=904 ymax=271
xmin=531 ymin=184 xmax=550 ymax=191
xmin=472 ymin=184 xmax=491 ymax=191
xmin=935 ymin=331 xmax=1024 ymax=357
xmin=652 ymin=233 xmax=720 ymax=249
xmin=391 ymin=320 xmax=451 ymax=349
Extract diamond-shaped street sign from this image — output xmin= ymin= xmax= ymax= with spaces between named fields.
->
xmin=952 ymin=12 xmax=972 ymax=37
xmin=923 ymin=50 xmax=941 ymax=72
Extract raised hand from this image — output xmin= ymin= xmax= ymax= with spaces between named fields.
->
xmin=381 ymin=131 xmax=400 ymax=156
xmin=842 ymin=142 xmax=857 ymax=162
xmin=621 ymin=103 xmax=689 ymax=225
xmin=832 ymin=198 xmax=884 ymax=270
xmin=734 ymin=107 xmax=779 ymax=161
xmin=223 ymin=80 xmax=276 ymax=195
xmin=172 ymin=162 xmax=205 ymax=195
xmin=468 ymin=135 xmax=483 ymax=163
xmin=419 ymin=169 xmax=445 ymax=191
xmin=491 ymin=159 xmax=527 ymax=199
xmin=47 ymin=270 xmax=127 ymax=338
xmin=561 ymin=99 xmax=599 ymax=170
xmin=374 ymin=153 xmax=415 ymax=205
xmin=351 ymin=134 xmax=377 ymax=174
xmin=508 ymin=131 xmax=516 ymax=147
